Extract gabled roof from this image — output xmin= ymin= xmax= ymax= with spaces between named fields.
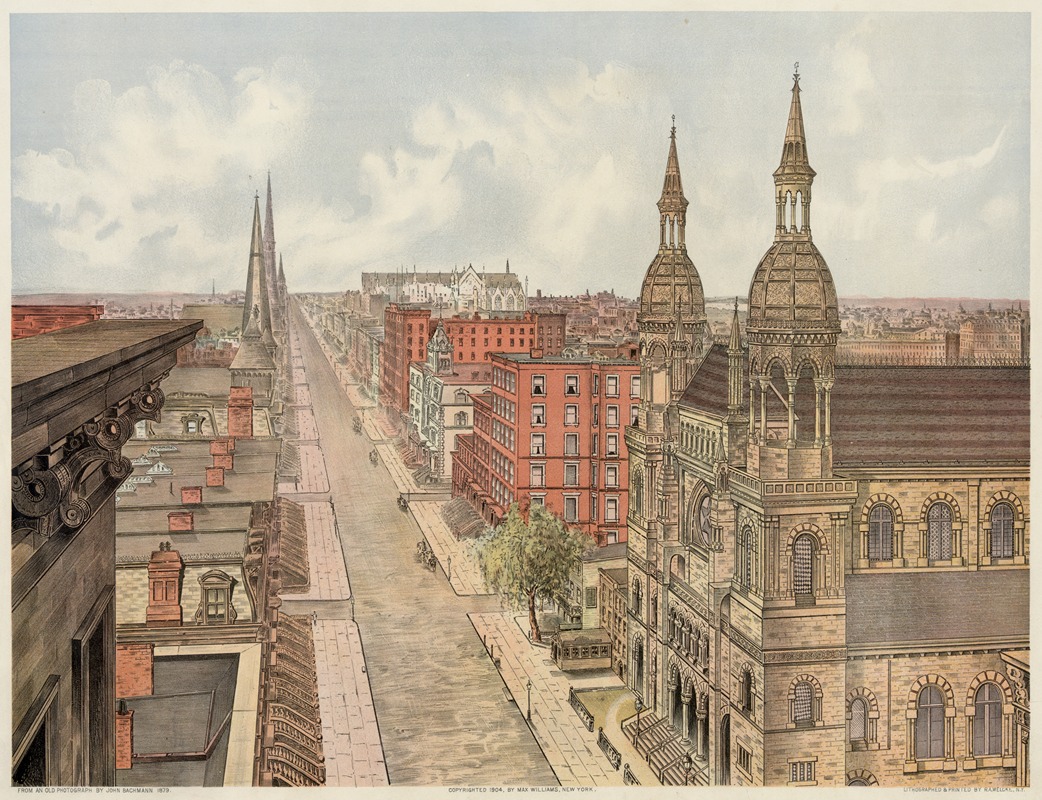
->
xmin=830 ymin=364 xmax=1029 ymax=466
xmin=678 ymin=349 xmax=1029 ymax=467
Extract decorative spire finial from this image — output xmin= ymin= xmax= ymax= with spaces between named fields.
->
xmin=671 ymin=114 xmax=676 ymax=137
xmin=793 ymin=61 xmax=800 ymax=83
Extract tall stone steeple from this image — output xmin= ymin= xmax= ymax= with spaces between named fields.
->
xmin=240 ymin=194 xmax=276 ymax=353
xmin=746 ymin=67 xmax=839 ymax=478
xmin=264 ymin=173 xmax=284 ymax=335
xmin=627 ymin=120 xmax=708 ymax=706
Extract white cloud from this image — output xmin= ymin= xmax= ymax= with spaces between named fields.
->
xmin=13 ymin=58 xmax=317 ymax=291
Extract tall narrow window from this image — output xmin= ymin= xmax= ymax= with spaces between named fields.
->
xmin=793 ymin=535 xmax=814 ymax=603
xmin=991 ymin=503 xmax=1014 ymax=559
xmin=698 ymin=496 xmax=712 ymax=546
xmin=973 ymin=683 xmax=1002 ymax=757
xmin=868 ymin=505 xmax=894 ymax=562
xmin=849 ymin=697 xmax=868 ymax=743
xmin=927 ymin=503 xmax=953 ymax=562
xmin=915 ymin=686 xmax=945 ymax=759
xmin=794 ymin=681 xmax=814 ymax=727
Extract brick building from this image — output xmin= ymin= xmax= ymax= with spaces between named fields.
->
xmin=452 ymin=350 xmax=638 ymax=546
xmin=624 ymin=73 xmax=1029 ymax=788
xmin=379 ymin=305 xmax=567 ymax=424
xmin=12 ymin=304 xmax=104 ymax=339
xmin=12 ymin=319 xmax=201 ymax=786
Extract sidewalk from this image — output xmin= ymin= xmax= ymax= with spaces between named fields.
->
xmin=277 ymin=322 xmax=388 ymax=787
xmin=410 ymin=500 xmax=490 ymax=596
xmin=311 ymin=618 xmax=389 ymax=787
xmin=469 ymin=611 xmax=630 ymax=786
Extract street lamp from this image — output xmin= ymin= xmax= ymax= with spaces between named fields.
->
xmin=526 ymin=679 xmax=533 ymax=721
xmin=633 ymin=697 xmax=644 ymax=746
xmin=683 ymin=753 xmax=693 ymax=786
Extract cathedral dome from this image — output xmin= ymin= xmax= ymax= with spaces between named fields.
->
xmin=639 ymin=250 xmax=706 ymax=321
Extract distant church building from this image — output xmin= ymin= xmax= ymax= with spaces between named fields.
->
xmin=625 ymin=71 xmax=1029 ymax=787
xmin=361 ymin=262 xmax=527 ymax=313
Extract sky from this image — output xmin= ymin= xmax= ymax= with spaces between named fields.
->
xmin=9 ymin=11 xmax=1030 ymax=300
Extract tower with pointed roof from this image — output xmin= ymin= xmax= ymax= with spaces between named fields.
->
xmin=232 ymin=196 xmax=277 ymax=407
xmin=626 ymin=121 xmax=708 ymax=708
xmin=746 ymin=66 xmax=839 ymax=479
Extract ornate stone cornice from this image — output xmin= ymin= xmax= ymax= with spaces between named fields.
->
xmin=13 ymin=382 xmax=166 ymax=539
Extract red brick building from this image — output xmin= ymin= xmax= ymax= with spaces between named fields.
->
xmin=379 ymin=305 xmax=568 ymax=422
xmin=452 ymin=351 xmax=639 ymax=546
xmin=12 ymin=304 xmax=104 ymax=339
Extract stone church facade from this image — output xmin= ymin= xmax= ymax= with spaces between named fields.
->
xmin=624 ymin=71 xmax=1029 ymax=787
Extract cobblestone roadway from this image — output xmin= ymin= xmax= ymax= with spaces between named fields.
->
xmin=292 ymin=302 xmax=558 ymax=787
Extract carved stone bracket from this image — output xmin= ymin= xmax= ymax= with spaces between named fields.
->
xmin=12 ymin=382 xmax=166 ymax=540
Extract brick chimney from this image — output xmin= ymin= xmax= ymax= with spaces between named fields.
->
xmin=116 ymin=643 xmax=154 ymax=697
xmin=530 ymin=347 xmax=544 ymax=359
xmin=181 ymin=486 xmax=202 ymax=505
xmin=146 ymin=542 xmax=183 ymax=627
xmin=210 ymin=439 xmax=230 ymax=456
xmin=206 ymin=466 xmax=225 ymax=487
xmin=228 ymin=387 xmax=254 ymax=439
xmin=167 ymin=511 xmax=193 ymax=532
xmin=213 ymin=453 xmax=234 ymax=471
xmin=115 ymin=702 xmax=134 ymax=770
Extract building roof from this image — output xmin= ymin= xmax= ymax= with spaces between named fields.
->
xmin=846 ymin=570 xmax=1028 ymax=647
xmin=229 ymin=334 xmax=275 ymax=371
xmin=495 ymin=353 xmax=637 ymax=366
xmin=830 ymin=364 xmax=1029 ymax=466
xmin=12 ymin=320 xmax=203 ymax=465
xmin=162 ymin=367 xmax=233 ymax=398
xmin=180 ymin=304 xmax=245 ymax=336
xmin=582 ymin=542 xmax=628 ymax=563
xmin=680 ymin=344 xmax=743 ymax=418
xmin=599 ymin=567 xmax=628 ymax=585
xmin=679 ymin=348 xmax=1028 ymax=467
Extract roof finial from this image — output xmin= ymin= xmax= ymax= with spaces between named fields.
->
xmin=793 ymin=61 xmax=800 ymax=83
xmin=671 ymin=114 xmax=676 ymax=138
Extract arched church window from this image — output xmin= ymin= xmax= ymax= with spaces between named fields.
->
xmin=868 ymin=505 xmax=894 ymax=562
xmin=927 ymin=503 xmax=953 ymax=562
xmin=990 ymin=503 xmax=1014 ymax=559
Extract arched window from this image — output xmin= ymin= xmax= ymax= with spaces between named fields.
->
xmin=849 ymin=697 xmax=868 ymax=742
xmin=794 ymin=681 xmax=814 ymax=727
xmin=631 ymin=578 xmax=642 ymax=618
xmin=745 ymin=527 xmax=757 ymax=588
xmin=631 ymin=469 xmax=644 ymax=517
xmin=633 ymin=638 xmax=645 ymax=691
xmin=868 ymin=504 xmax=893 ymax=562
xmin=698 ymin=495 xmax=711 ymax=545
xmin=454 ymin=411 xmax=468 ymax=426
xmin=973 ymin=683 xmax=1002 ymax=756
xmin=990 ymin=503 xmax=1014 ymax=559
xmin=916 ymin=685 xmax=945 ymax=759
xmin=739 ymin=668 xmax=754 ymax=714
xmin=793 ymin=535 xmax=815 ymax=604
xmin=927 ymin=503 xmax=953 ymax=562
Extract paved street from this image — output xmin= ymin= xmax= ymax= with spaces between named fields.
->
xmin=292 ymin=301 xmax=558 ymax=786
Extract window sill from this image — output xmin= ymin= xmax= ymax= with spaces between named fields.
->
xmin=847 ymin=740 xmax=880 ymax=752
xmin=903 ymin=759 xmax=957 ymax=774
xmin=788 ymin=781 xmax=817 ymax=787
xmin=962 ymin=756 xmax=1014 ymax=770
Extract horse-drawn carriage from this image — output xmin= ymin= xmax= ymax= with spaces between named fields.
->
xmin=416 ymin=540 xmax=438 ymax=571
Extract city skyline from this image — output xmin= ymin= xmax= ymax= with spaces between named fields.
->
xmin=12 ymin=12 xmax=1029 ymax=300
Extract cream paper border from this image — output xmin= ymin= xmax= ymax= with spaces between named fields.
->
xmin=1 ymin=2 xmax=1037 ymax=799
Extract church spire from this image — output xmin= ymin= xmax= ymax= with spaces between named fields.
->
xmin=657 ymin=116 xmax=688 ymax=251
xmin=241 ymin=194 xmax=264 ymax=334
xmin=774 ymin=64 xmax=816 ymax=237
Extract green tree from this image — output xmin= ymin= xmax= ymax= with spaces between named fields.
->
xmin=477 ymin=502 xmax=591 ymax=642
